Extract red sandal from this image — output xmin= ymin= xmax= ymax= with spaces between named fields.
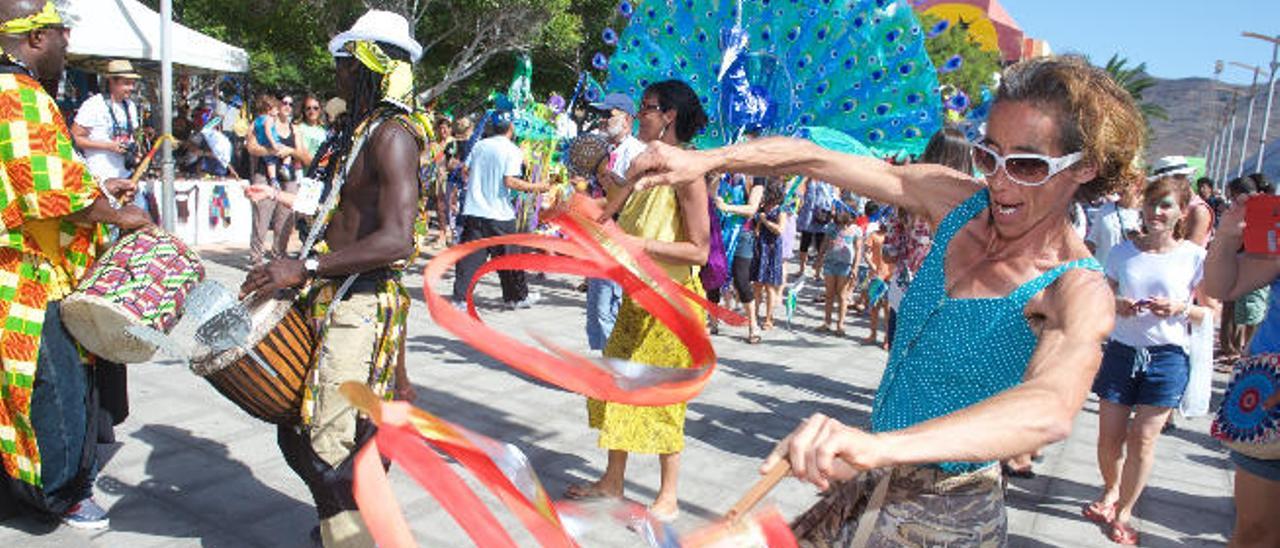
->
xmin=1081 ymin=501 xmax=1115 ymax=525
xmin=1108 ymin=520 xmax=1138 ymax=545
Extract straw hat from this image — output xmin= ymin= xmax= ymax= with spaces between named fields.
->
xmin=328 ymin=10 xmax=423 ymax=63
xmin=104 ymin=59 xmax=141 ymax=80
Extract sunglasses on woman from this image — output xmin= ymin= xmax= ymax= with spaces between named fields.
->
xmin=971 ymin=142 xmax=1082 ymax=187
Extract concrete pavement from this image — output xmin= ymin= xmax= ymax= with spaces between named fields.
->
xmin=1 ymin=243 xmax=1236 ymax=547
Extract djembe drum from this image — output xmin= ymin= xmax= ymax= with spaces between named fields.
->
xmin=190 ymin=296 xmax=317 ymax=424
xmin=61 ymin=227 xmax=205 ymax=363
xmin=1213 ymin=353 xmax=1280 ymax=460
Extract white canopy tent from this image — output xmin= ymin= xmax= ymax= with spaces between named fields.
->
xmin=63 ymin=0 xmax=249 ymax=73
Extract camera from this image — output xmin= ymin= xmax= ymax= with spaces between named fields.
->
xmin=122 ymin=141 xmax=141 ymax=171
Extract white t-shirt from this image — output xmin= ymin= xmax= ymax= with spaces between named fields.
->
xmin=1105 ymin=240 xmax=1205 ymax=348
xmin=74 ymin=94 xmax=139 ymax=180
xmin=462 ymin=135 xmax=524 ymax=221
xmin=609 ymin=135 xmax=646 ymax=179
xmin=1087 ymin=201 xmax=1140 ymax=268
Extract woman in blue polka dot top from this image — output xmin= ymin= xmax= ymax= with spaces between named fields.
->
xmin=626 ymin=56 xmax=1144 ymax=546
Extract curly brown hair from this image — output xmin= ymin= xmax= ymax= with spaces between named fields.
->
xmin=995 ymin=56 xmax=1145 ymax=201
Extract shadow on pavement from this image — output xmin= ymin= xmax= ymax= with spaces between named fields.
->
xmin=1006 ymin=469 xmax=1232 ymax=545
xmin=406 ymin=383 xmax=724 ymax=522
xmin=98 ymin=424 xmax=308 ymax=546
xmin=718 ymin=356 xmax=877 ymax=405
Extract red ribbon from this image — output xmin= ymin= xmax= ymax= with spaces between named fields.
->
xmin=421 ymin=194 xmax=744 ymax=406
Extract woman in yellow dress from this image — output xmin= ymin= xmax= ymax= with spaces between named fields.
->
xmin=564 ymin=81 xmax=710 ymax=522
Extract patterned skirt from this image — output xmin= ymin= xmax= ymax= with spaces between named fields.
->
xmin=792 ymin=465 xmax=1006 ymax=548
xmin=587 ymin=277 xmax=704 ymax=454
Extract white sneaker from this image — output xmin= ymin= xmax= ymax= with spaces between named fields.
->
xmin=506 ymin=291 xmax=541 ymax=310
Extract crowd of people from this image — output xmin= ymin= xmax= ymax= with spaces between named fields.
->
xmin=1 ymin=2 xmax=1278 ymax=547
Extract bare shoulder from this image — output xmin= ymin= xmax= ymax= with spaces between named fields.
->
xmin=897 ymin=163 xmax=984 ymax=225
xmin=1038 ymin=265 xmax=1114 ymax=338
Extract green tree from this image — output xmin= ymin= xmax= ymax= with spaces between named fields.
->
xmin=1101 ymin=54 xmax=1169 ymax=124
xmin=919 ymin=13 xmax=1001 ymax=108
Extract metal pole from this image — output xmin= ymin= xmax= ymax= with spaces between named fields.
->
xmin=1250 ymin=34 xmax=1280 ymax=174
xmin=1235 ymin=64 xmax=1261 ymax=177
xmin=1224 ymin=91 xmax=1239 ymax=180
xmin=160 ymin=0 xmax=175 ymax=232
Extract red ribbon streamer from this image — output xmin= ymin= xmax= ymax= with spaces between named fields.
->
xmin=422 ymin=194 xmax=744 ymax=406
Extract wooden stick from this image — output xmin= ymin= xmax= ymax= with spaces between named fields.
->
xmin=723 ymin=460 xmax=791 ymax=523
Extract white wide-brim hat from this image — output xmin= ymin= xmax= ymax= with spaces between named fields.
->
xmin=1148 ymin=155 xmax=1196 ymax=181
xmin=328 ymin=10 xmax=423 ymax=63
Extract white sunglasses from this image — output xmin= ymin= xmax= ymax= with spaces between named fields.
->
xmin=971 ymin=142 xmax=1083 ymax=187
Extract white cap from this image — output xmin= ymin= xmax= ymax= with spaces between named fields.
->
xmin=328 ymin=10 xmax=423 ymax=63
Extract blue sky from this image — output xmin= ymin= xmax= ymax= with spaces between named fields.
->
xmin=1000 ymin=1 xmax=1280 ymax=85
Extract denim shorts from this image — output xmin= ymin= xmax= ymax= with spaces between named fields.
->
xmin=1231 ymin=451 xmax=1280 ymax=482
xmin=1092 ymin=340 xmax=1189 ymax=408
xmin=823 ymin=260 xmax=852 ymax=278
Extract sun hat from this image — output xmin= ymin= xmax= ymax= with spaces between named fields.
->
xmin=104 ymin=59 xmax=141 ymax=80
xmin=589 ymin=93 xmax=637 ymax=117
xmin=328 ymin=10 xmax=423 ymax=63
xmin=1148 ymin=155 xmax=1196 ymax=181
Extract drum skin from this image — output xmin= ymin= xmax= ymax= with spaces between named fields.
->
xmin=62 ymin=228 xmax=205 ymax=363
xmin=191 ymin=298 xmax=317 ymax=425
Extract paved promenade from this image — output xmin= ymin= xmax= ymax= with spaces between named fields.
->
xmin=1 ymin=243 xmax=1236 ymax=547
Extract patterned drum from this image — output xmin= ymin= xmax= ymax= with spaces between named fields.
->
xmin=1212 ymin=353 xmax=1280 ymax=460
xmin=190 ymin=297 xmax=317 ymax=424
xmin=62 ymin=228 xmax=205 ymax=363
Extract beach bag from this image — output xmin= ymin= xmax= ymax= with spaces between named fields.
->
xmin=1212 ymin=352 xmax=1280 ymax=460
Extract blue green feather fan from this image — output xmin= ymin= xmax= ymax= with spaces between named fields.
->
xmin=600 ymin=0 xmax=944 ymax=156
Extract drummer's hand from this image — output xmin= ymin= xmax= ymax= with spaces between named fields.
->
xmin=104 ymin=178 xmax=136 ymax=201
xmin=111 ymin=205 xmax=152 ymax=231
xmin=761 ymin=413 xmax=886 ymax=491
xmin=241 ymin=259 xmax=307 ymax=298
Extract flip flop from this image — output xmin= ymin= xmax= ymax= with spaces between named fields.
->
xmin=1002 ymin=463 xmax=1036 ymax=479
xmin=564 ymin=483 xmax=621 ymax=501
xmin=746 ymin=334 xmax=762 ymax=345
xmin=1108 ymin=520 xmax=1138 ymax=545
xmin=1081 ymin=501 xmax=1115 ymax=525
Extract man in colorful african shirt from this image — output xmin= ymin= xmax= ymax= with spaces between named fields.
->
xmin=0 ymin=0 xmax=150 ymax=530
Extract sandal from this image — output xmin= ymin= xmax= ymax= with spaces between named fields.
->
xmin=1107 ymin=520 xmax=1138 ymax=545
xmin=1081 ymin=501 xmax=1115 ymax=525
xmin=746 ymin=334 xmax=762 ymax=344
xmin=564 ymin=483 xmax=621 ymax=501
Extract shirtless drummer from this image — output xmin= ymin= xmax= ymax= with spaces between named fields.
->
xmin=239 ymin=10 xmax=423 ymax=547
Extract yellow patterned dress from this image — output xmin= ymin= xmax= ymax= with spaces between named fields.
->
xmin=587 ymin=186 xmax=704 ymax=454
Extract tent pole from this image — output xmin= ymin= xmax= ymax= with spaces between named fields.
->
xmin=160 ymin=0 xmax=175 ymax=232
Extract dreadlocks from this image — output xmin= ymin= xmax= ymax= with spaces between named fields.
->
xmin=309 ymin=41 xmax=413 ymax=197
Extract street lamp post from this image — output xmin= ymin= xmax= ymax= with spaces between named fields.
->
xmin=1230 ymin=62 xmax=1262 ymax=178
xmin=1244 ymin=32 xmax=1280 ymax=174
xmin=1223 ymin=90 xmax=1239 ymax=181
xmin=1206 ymin=60 xmax=1225 ymax=184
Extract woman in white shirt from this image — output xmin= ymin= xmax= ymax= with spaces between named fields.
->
xmin=1083 ymin=177 xmax=1211 ymax=545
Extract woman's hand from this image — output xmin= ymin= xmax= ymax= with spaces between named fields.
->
xmin=759 ymin=413 xmax=888 ymax=490
xmin=1115 ymin=297 xmax=1139 ymax=317
xmin=244 ymin=184 xmax=278 ymax=203
xmin=714 ymin=195 xmax=729 ymax=211
xmin=1217 ymin=195 xmax=1249 ymax=242
xmin=1145 ymin=297 xmax=1185 ymax=318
